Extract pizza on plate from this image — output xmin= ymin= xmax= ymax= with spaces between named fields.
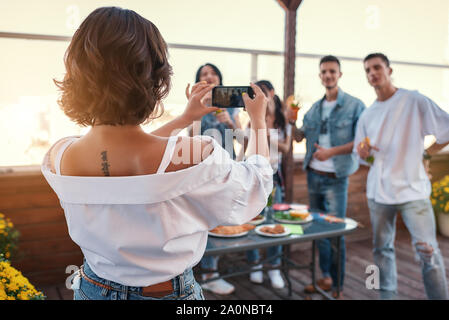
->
xmin=209 ymin=224 xmax=255 ymax=235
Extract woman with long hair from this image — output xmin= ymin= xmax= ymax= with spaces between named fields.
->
xmin=42 ymin=7 xmax=272 ymax=300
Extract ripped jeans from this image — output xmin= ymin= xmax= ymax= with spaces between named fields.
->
xmin=368 ymin=198 xmax=449 ymax=300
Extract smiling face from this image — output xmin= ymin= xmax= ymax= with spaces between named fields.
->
xmin=198 ymin=65 xmax=221 ymax=85
xmin=319 ymin=61 xmax=342 ymax=90
xmin=364 ymin=57 xmax=393 ymax=89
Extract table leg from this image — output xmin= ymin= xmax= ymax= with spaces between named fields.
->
xmin=335 ymin=236 xmax=341 ymax=299
xmin=282 ymin=245 xmax=292 ymax=297
xmin=311 ymin=240 xmax=316 ymax=288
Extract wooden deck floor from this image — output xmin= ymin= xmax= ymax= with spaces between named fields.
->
xmin=40 ymin=229 xmax=449 ymax=300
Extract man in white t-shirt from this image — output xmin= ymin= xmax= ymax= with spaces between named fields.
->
xmin=295 ymin=56 xmax=366 ymax=298
xmin=355 ymin=53 xmax=449 ymax=300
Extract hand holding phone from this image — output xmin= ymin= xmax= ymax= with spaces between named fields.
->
xmin=212 ymin=86 xmax=255 ymax=108
xmin=241 ymin=83 xmax=267 ymax=122
xmin=183 ymin=82 xmax=219 ymax=122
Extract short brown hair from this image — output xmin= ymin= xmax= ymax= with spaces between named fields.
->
xmin=54 ymin=7 xmax=172 ymax=126
xmin=364 ymin=53 xmax=390 ymax=67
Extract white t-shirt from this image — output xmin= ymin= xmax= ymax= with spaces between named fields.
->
xmin=353 ymin=88 xmax=449 ymax=204
xmin=309 ymin=99 xmax=337 ymax=172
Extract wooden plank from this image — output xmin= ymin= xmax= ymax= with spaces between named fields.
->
xmin=13 ymin=250 xmax=83 ymax=274
xmin=0 ymin=173 xmax=52 ymax=195
xmin=348 ymin=238 xmax=426 ymax=299
xmin=57 ymin=284 xmax=74 ymax=301
xmin=37 ymin=284 xmax=61 ymax=300
xmin=14 ymin=220 xmax=70 ymax=241
xmin=16 ymin=237 xmax=79 ymax=257
xmin=6 ymin=206 xmax=65 ymax=226
xmin=0 ymin=191 xmax=59 ymax=210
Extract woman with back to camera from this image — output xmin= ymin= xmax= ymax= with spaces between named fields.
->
xmin=42 ymin=7 xmax=272 ymax=300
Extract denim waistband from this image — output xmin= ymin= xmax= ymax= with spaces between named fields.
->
xmin=81 ymin=258 xmax=194 ymax=296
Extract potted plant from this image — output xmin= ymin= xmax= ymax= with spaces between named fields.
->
xmin=431 ymin=175 xmax=449 ymax=237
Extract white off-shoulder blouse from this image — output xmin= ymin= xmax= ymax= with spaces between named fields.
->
xmin=41 ymin=135 xmax=273 ymax=286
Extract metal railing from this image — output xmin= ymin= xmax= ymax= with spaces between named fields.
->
xmin=2 ymin=31 xmax=449 ymax=83
xmin=1 ymin=31 xmax=448 ymax=170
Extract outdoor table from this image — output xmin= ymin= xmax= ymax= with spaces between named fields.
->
xmin=199 ymin=206 xmax=358 ymax=300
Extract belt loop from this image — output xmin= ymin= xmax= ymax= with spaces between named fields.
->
xmin=101 ymin=280 xmax=110 ymax=297
xmin=178 ymin=272 xmax=184 ymax=295
xmin=121 ymin=285 xmax=128 ymax=300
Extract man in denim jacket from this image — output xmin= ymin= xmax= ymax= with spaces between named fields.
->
xmin=294 ymin=56 xmax=366 ymax=298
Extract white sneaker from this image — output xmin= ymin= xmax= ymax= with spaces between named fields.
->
xmin=201 ymin=273 xmax=235 ymax=295
xmin=268 ymin=269 xmax=285 ymax=289
xmin=249 ymin=264 xmax=263 ymax=284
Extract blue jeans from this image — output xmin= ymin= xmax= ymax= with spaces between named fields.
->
xmin=247 ymin=245 xmax=282 ymax=266
xmin=307 ymin=170 xmax=348 ymax=290
xmin=368 ymin=198 xmax=449 ymax=300
xmin=72 ymin=259 xmax=204 ymax=300
xmin=200 ymin=254 xmax=219 ymax=271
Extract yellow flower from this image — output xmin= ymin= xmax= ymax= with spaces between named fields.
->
xmin=6 ymin=282 xmax=19 ymax=292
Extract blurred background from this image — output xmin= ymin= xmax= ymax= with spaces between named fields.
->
xmin=1 ymin=0 xmax=448 ymax=168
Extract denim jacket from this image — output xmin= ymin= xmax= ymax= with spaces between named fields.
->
xmin=301 ymin=88 xmax=366 ymax=178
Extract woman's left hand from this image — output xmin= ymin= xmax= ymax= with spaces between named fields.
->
xmin=183 ymin=82 xmax=219 ymax=122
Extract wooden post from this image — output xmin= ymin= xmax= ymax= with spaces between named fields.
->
xmin=277 ymin=0 xmax=303 ymax=203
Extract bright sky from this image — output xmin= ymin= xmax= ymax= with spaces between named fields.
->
xmin=1 ymin=0 xmax=449 ymax=166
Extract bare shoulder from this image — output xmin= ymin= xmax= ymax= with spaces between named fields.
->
xmin=48 ymin=137 xmax=75 ymax=174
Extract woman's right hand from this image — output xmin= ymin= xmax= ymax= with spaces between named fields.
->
xmin=242 ymin=83 xmax=267 ymax=123
xmin=182 ymin=82 xmax=219 ymax=123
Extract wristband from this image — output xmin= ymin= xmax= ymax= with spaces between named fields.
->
xmin=423 ymin=150 xmax=432 ymax=160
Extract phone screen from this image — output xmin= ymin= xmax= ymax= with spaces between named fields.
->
xmin=212 ymin=86 xmax=255 ymax=108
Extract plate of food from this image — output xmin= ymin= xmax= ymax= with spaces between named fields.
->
xmin=255 ymin=224 xmax=290 ymax=237
xmin=273 ymin=210 xmax=313 ymax=224
xmin=249 ymin=214 xmax=266 ymax=225
xmin=208 ymin=224 xmax=255 ymax=238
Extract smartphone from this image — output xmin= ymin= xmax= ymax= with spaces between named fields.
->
xmin=212 ymin=86 xmax=255 ymax=108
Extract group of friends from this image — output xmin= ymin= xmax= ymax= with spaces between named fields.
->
xmin=193 ymin=53 xmax=449 ymax=300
